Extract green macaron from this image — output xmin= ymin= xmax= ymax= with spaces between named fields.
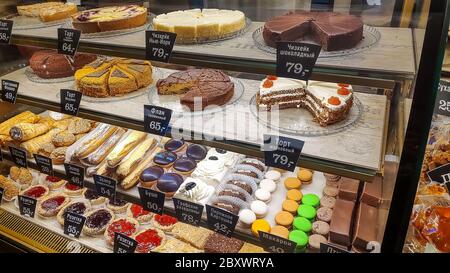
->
xmin=301 ymin=194 xmax=320 ymax=207
xmin=289 ymin=230 xmax=308 ymax=252
xmin=297 ymin=204 xmax=317 ymax=220
xmin=293 ymin=217 xmax=312 ymax=233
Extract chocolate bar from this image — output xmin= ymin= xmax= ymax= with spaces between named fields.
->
xmin=329 ymin=199 xmax=355 ymax=246
xmin=338 ymin=177 xmax=360 ymax=201
xmin=360 ymin=176 xmax=382 ymax=207
xmin=352 ymin=203 xmax=378 ymax=250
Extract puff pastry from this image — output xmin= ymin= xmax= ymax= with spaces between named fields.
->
xmin=20 ymin=128 xmax=61 ymax=156
xmin=10 ymin=122 xmax=50 ymax=141
xmin=0 ymin=111 xmax=40 ymax=135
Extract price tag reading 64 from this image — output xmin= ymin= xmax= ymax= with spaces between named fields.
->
xmin=276 ymin=42 xmax=321 ymax=81
xmin=58 ymin=28 xmax=81 ymax=56
xmin=263 ymin=134 xmax=304 ymax=172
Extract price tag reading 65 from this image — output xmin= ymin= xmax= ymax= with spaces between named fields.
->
xmin=60 ymin=89 xmax=82 ymax=116
xmin=144 ymin=105 xmax=172 ymax=136
xmin=263 ymin=134 xmax=304 ymax=172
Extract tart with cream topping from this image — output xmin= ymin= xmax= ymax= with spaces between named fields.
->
xmin=20 ymin=185 xmax=49 ymax=201
xmin=83 ymin=189 xmax=106 ymax=206
xmin=63 ymin=182 xmax=86 ymax=197
xmin=44 ymin=175 xmax=66 ymax=190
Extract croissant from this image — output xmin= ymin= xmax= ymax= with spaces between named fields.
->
xmin=10 ymin=122 xmax=50 ymax=141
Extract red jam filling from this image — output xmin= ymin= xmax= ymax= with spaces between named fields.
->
xmin=262 ymin=79 xmax=273 ymax=88
xmin=46 ymin=176 xmax=61 ymax=183
xmin=107 ymin=219 xmax=137 ymax=238
xmin=154 ymin=214 xmax=177 ymax=226
xmin=328 ymin=96 xmax=341 ymax=106
xmin=135 ymin=229 xmax=162 ymax=253
xmin=130 ymin=204 xmax=150 ymax=218
xmin=338 ymin=83 xmax=350 ymax=88
xmin=24 ymin=186 xmax=46 ymax=198
xmin=267 ymin=75 xmax=278 ymax=81
xmin=337 ymin=87 xmax=350 ymax=96
xmin=65 ymin=183 xmax=81 ymax=191
xmin=41 ymin=196 xmax=65 ymax=210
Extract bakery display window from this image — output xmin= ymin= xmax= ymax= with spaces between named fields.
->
xmin=0 ymin=0 xmax=448 ymax=253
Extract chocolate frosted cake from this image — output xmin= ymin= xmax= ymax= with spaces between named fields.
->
xmin=257 ymin=76 xmax=353 ymax=126
xmin=29 ymin=50 xmax=97 ymax=79
xmin=156 ymin=69 xmax=234 ymax=111
xmin=263 ymin=11 xmax=363 ymax=51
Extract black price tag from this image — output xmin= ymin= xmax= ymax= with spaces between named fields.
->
xmin=205 ymin=204 xmax=238 ymax=237
xmin=427 ymin=163 xmax=450 ymax=191
xmin=0 ymin=149 xmax=3 ymax=162
xmin=263 ymin=134 xmax=304 ymax=172
xmin=144 ymin=105 xmax=172 ymax=136
xmin=145 ymin=30 xmax=176 ymax=62
xmin=63 ymin=212 xmax=86 ymax=238
xmin=0 ymin=187 xmax=4 ymax=204
xmin=173 ymin=197 xmax=204 ymax=226
xmin=276 ymin=42 xmax=321 ymax=81
xmin=114 ymin=233 xmax=138 ymax=253
xmin=138 ymin=186 xmax=165 ymax=215
xmin=0 ymin=20 xmax=13 ymax=44
xmin=18 ymin=195 xmax=37 ymax=218
xmin=435 ymin=80 xmax=450 ymax=117
xmin=1 ymin=80 xmax=19 ymax=104
xmin=93 ymin=175 xmax=116 ymax=200
xmin=33 ymin=154 xmax=53 ymax=175
xmin=320 ymin=243 xmax=349 ymax=253
xmin=64 ymin=163 xmax=84 ymax=188
xmin=259 ymin=231 xmax=296 ymax=253
xmin=9 ymin=146 xmax=27 ymax=168
xmin=57 ymin=28 xmax=81 ymax=56
xmin=60 ymin=89 xmax=82 ymax=116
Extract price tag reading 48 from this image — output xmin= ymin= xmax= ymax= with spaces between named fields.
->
xmin=276 ymin=42 xmax=321 ymax=81
xmin=57 ymin=28 xmax=81 ymax=56
xmin=145 ymin=30 xmax=176 ymax=63
xmin=263 ymin=134 xmax=304 ymax=172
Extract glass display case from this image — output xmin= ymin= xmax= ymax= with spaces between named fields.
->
xmin=0 ymin=0 xmax=447 ymax=253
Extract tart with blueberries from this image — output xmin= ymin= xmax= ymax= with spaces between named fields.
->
xmin=126 ymin=203 xmax=153 ymax=224
xmin=104 ymin=217 xmax=139 ymax=246
xmin=44 ymin=175 xmax=66 ymax=190
xmin=83 ymin=189 xmax=106 ymax=206
xmin=56 ymin=200 xmax=91 ymax=226
xmin=37 ymin=193 xmax=70 ymax=218
xmin=63 ymin=182 xmax=86 ymax=197
xmin=133 ymin=228 xmax=166 ymax=253
xmin=151 ymin=213 xmax=178 ymax=232
xmin=19 ymin=184 xmax=49 ymax=201
xmin=83 ymin=208 xmax=115 ymax=236
xmin=106 ymin=198 xmax=129 ymax=214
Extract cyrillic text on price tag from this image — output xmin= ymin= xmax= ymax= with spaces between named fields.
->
xmin=64 ymin=212 xmax=85 ymax=238
xmin=58 ymin=28 xmax=81 ymax=56
xmin=33 ymin=154 xmax=53 ymax=175
xmin=435 ymin=80 xmax=450 ymax=117
xmin=320 ymin=243 xmax=350 ymax=253
xmin=60 ymin=89 xmax=82 ymax=116
xmin=1 ymin=80 xmax=19 ymax=103
xmin=0 ymin=20 xmax=13 ymax=44
xmin=173 ymin=197 xmax=203 ymax=226
xmin=276 ymin=42 xmax=321 ymax=81
xmin=205 ymin=204 xmax=238 ymax=237
xmin=145 ymin=30 xmax=176 ymax=62
xmin=9 ymin=146 xmax=27 ymax=168
xmin=138 ymin=186 xmax=165 ymax=215
xmin=93 ymin=175 xmax=116 ymax=200
xmin=259 ymin=231 xmax=296 ymax=253
xmin=144 ymin=105 xmax=172 ymax=136
xmin=427 ymin=163 xmax=450 ymax=192
xmin=64 ymin=163 xmax=84 ymax=188
xmin=263 ymin=134 xmax=304 ymax=172
xmin=18 ymin=195 xmax=37 ymax=218
xmin=114 ymin=233 xmax=138 ymax=253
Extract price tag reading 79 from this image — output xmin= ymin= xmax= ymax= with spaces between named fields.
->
xmin=145 ymin=30 xmax=176 ymax=63
xmin=263 ymin=134 xmax=304 ymax=172
xmin=276 ymin=42 xmax=321 ymax=81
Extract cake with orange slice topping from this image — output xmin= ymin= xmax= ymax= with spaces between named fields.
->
xmin=257 ymin=76 xmax=353 ymax=126
xmin=75 ymin=58 xmax=153 ymax=97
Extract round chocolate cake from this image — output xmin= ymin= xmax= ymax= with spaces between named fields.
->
xmin=29 ymin=50 xmax=97 ymax=79
xmin=263 ymin=11 xmax=363 ymax=51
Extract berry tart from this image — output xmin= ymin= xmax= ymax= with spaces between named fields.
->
xmin=19 ymin=185 xmax=49 ymax=201
xmin=83 ymin=189 xmax=106 ymax=206
xmin=83 ymin=208 xmax=115 ymax=236
xmin=106 ymin=198 xmax=129 ymax=214
xmin=151 ymin=214 xmax=178 ymax=232
xmin=104 ymin=217 xmax=139 ymax=246
xmin=63 ymin=182 xmax=86 ymax=197
xmin=56 ymin=200 xmax=91 ymax=226
xmin=37 ymin=193 xmax=70 ymax=218
xmin=44 ymin=175 xmax=66 ymax=190
xmin=126 ymin=203 xmax=153 ymax=224
xmin=133 ymin=228 xmax=166 ymax=253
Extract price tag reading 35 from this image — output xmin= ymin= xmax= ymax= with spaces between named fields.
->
xmin=60 ymin=89 xmax=82 ymax=116
xmin=263 ymin=134 xmax=304 ymax=172
xmin=93 ymin=175 xmax=117 ymax=200
xmin=276 ymin=42 xmax=321 ymax=81
xmin=58 ymin=28 xmax=81 ymax=56
xmin=138 ymin=187 xmax=165 ymax=215
xmin=146 ymin=31 xmax=176 ymax=62
xmin=435 ymin=80 xmax=450 ymax=117
xmin=144 ymin=105 xmax=172 ymax=136
xmin=1 ymin=80 xmax=19 ymax=104
xmin=205 ymin=205 xmax=239 ymax=237
xmin=0 ymin=20 xmax=13 ymax=44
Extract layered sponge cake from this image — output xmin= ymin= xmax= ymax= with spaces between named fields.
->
xmin=257 ymin=76 xmax=353 ymax=126
xmin=75 ymin=58 xmax=153 ymax=98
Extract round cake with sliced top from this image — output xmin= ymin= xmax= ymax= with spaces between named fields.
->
xmin=257 ymin=76 xmax=353 ymax=126
xmin=263 ymin=11 xmax=363 ymax=51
